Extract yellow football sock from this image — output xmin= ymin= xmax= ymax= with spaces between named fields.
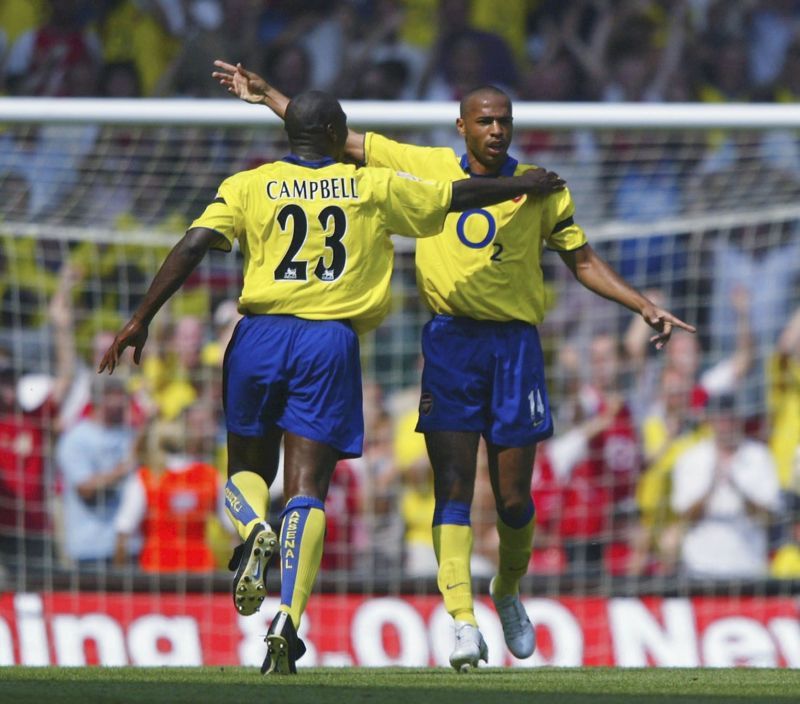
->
xmin=493 ymin=512 xmax=535 ymax=598
xmin=279 ymin=496 xmax=326 ymax=629
xmin=224 ymin=471 xmax=270 ymax=541
xmin=433 ymin=523 xmax=476 ymax=626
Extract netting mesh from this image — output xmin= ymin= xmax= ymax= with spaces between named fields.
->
xmin=0 ymin=112 xmax=798 ymax=667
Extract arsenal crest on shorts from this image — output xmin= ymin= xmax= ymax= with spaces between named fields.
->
xmin=419 ymin=392 xmax=434 ymax=416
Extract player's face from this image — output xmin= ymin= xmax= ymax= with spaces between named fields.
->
xmin=457 ymin=94 xmax=513 ymax=174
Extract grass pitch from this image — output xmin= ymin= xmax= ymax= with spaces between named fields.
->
xmin=0 ymin=666 xmax=797 ymax=704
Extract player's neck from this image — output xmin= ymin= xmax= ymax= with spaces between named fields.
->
xmin=464 ymin=152 xmax=502 ymax=177
xmin=290 ymin=148 xmax=331 ymax=162
xmin=288 ymin=137 xmax=333 ymax=164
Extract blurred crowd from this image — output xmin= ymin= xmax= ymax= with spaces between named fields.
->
xmin=0 ymin=234 xmax=797 ymax=586
xmin=3 ymin=1 xmax=800 ymax=237
xmin=0 ymin=0 xmax=799 ymax=589
xmin=4 ymin=0 xmax=800 ymax=104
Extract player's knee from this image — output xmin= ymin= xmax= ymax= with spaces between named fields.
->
xmin=496 ymin=495 xmax=535 ymax=526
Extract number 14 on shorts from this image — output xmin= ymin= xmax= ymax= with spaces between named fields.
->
xmin=528 ymin=388 xmax=545 ymax=427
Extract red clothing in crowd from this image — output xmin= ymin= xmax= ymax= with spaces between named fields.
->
xmin=137 ymin=462 xmax=220 ymax=573
xmin=533 ymin=397 xmax=640 ymax=542
xmin=321 ymin=460 xmax=360 ymax=570
xmin=0 ymin=403 xmax=55 ymax=537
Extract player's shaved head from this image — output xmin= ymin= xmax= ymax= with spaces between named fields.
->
xmin=459 ymin=85 xmax=511 ymax=117
xmin=284 ymin=90 xmax=346 ymax=139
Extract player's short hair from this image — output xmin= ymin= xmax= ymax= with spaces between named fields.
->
xmin=459 ymin=85 xmax=511 ymax=117
xmin=284 ymin=90 xmax=346 ymax=139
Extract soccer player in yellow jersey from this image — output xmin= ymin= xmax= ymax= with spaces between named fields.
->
xmin=213 ymin=60 xmax=698 ymax=672
xmin=98 ymin=89 xmax=564 ymax=675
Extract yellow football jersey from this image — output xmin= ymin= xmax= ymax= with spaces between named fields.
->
xmin=365 ymin=133 xmax=587 ymax=325
xmin=190 ymin=156 xmax=451 ymax=334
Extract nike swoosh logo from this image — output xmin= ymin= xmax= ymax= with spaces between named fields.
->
xmin=446 ymin=582 xmax=468 ymax=590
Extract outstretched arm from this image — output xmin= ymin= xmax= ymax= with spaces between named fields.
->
xmin=450 ymin=168 xmax=565 ymax=211
xmin=559 ymin=244 xmax=696 ymax=349
xmin=98 ymin=228 xmax=221 ymax=374
xmin=212 ymin=59 xmax=367 ymax=162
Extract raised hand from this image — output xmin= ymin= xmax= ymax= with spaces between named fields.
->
xmin=212 ymin=60 xmax=269 ymax=104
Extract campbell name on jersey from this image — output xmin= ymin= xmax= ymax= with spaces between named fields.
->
xmin=190 ymin=156 xmax=451 ymax=334
xmin=365 ymin=133 xmax=587 ymax=325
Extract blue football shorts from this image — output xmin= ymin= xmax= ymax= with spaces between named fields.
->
xmin=415 ymin=315 xmax=554 ymax=446
xmin=223 ymin=314 xmax=364 ymax=458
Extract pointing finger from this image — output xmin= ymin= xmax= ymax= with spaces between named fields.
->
xmin=672 ymin=317 xmax=697 ymax=333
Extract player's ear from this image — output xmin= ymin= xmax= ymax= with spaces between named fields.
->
xmin=325 ymin=122 xmax=337 ymax=144
xmin=456 ymin=117 xmax=466 ymax=136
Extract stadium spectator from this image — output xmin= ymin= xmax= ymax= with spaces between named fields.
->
xmin=137 ymin=314 xmax=208 ymax=421
xmin=0 ymin=264 xmax=88 ymax=570
xmin=556 ymin=0 xmax=686 ymax=102
xmin=55 ymin=376 xmax=141 ymax=568
xmin=420 ymin=30 xmax=517 ymax=104
xmin=768 ymin=305 xmax=800 ymax=493
xmin=214 ymin=60 xmax=694 ymax=672
xmin=628 ymin=287 xmax=753 ymax=575
xmin=0 ymin=357 xmax=52 ymax=571
xmin=418 ymin=0 xmax=519 ymax=102
xmin=531 ymin=396 xmax=623 ymax=575
xmin=319 ymin=459 xmax=362 ymax=571
xmin=255 ymin=1 xmax=348 ymax=92
xmin=532 ymin=333 xmax=641 ymax=575
xmin=0 ymin=0 xmax=47 ymax=56
xmin=334 ymin=1 xmax=425 ymax=100
xmin=351 ymin=59 xmax=411 ymax=101
xmin=98 ymin=86 xmax=562 ymax=674
xmin=0 ymin=113 xmax=99 ymax=221
xmin=0 ymin=272 xmax=74 ymax=572
xmin=706 ymin=226 xmax=800 ymax=417
xmin=113 ymin=405 xmax=227 ymax=572
xmin=771 ymin=492 xmax=800 ymax=579
xmin=259 ymin=44 xmax=312 ymax=100
xmin=394 ymin=400 xmax=436 ymax=578
xmin=625 ymin=287 xmax=753 ymax=427
xmin=4 ymin=0 xmax=101 ymax=97
xmin=671 ymin=393 xmax=781 ymax=578
xmin=360 ymin=398 xmax=404 ymax=573
xmin=764 ymin=36 xmax=800 ymax=104
xmin=746 ymin=0 xmax=800 ymax=88
xmin=156 ymin=0 xmax=261 ymax=98
xmin=91 ymin=0 xmax=180 ymax=97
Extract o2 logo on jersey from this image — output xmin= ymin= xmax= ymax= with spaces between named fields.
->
xmin=456 ymin=209 xmax=496 ymax=249
xmin=456 ymin=209 xmax=504 ymax=261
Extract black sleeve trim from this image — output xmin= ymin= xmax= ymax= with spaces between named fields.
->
xmin=187 ymin=226 xmax=232 ymax=252
xmin=545 ymin=241 xmax=588 ymax=253
xmin=551 ymin=215 xmax=574 ymax=234
xmin=212 ymin=196 xmax=226 ymax=205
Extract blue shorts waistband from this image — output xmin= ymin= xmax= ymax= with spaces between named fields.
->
xmin=431 ymin=314 xmax=535 ymax=330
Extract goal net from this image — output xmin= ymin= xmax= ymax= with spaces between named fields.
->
xmin=0 ymin=100 xmax=797 ymax=668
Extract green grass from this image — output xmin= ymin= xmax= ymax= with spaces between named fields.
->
xmin=0 ymin=666 xmax=797 ymax=704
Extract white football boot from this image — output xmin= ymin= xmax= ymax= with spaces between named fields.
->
xmin=490 ymin=577 xmax=535 ymax=659
xmin=449 ymin=621 xmax=488 ymax=672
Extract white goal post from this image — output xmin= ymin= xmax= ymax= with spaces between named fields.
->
xmin=4 ymin=98 xmax=800 ymax=128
